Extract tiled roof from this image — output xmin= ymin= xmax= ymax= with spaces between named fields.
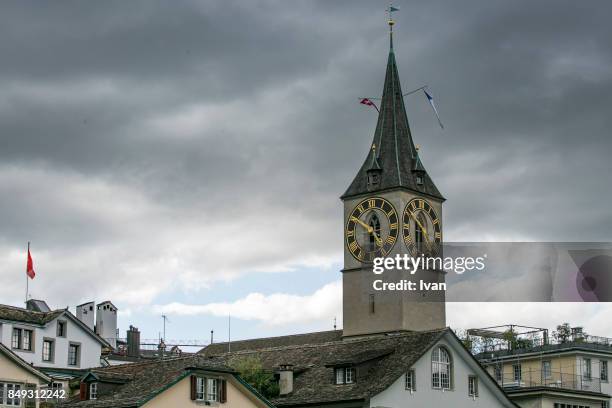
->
xmin=342 ymin=31 xmax=443 ymax=201
xmin=202 ymin=330 xmax=343 ymax=355
xmin=0 ymin=303 xmax=110 ymax=348
xmin=0 ymin=303 xmax=64 ymax=325
xmin=201 ymin=329 xmax=447 ymax=407
xmin=61 ymin=356 xmax=235 ymax=408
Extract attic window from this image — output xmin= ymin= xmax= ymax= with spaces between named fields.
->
xmin=335 ymin=367 xmax=355 ymax=385
xmin=368 ymin=172 xmax=380 ymax=187
xmin=416 ymin=175 xmax=424 ymax=185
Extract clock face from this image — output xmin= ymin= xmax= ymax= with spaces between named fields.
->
xmin=402 ymin=198 xmax=442 ymax=256
xmin=346 ymin=197 xmax=399 ymax=262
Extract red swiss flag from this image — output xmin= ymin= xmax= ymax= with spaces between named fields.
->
xmin=26 ymin=248 xmax=36 ymax=279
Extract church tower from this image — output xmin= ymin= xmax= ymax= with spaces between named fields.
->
xmin=341 ymin=16 xmax=446 ymax=337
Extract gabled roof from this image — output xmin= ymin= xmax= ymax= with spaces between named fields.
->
xmin=60 ymin=356 xmax=274 ymax=408
xmin=0 ymin=303 xmax=111 ymax=349
xmin=0 ymin=303 xmax=64 ymax=325
xmin=201 ymin=329 xmax=447 ymax=407
xmin=200 ymin=328 xmax=520 ymax=408
xmin=342 ymin=27 xmax=443 ymax=201
xmin=0 ymin=343 xmax=52 ymax=383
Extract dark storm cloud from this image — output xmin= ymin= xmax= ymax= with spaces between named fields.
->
xmin=1 ymin=0 xmax=611 ymax=307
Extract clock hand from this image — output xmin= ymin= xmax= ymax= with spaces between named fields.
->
xmin=351 ymin=216 xmax=383 ymax=247
xmin=352 ymin=216 xmax=373 ymax=233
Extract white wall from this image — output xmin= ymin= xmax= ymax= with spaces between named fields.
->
xmin=370 ymin=335 xmax=514 ymax=408
xmin=0 ymin=314 xmax=102 ymax=369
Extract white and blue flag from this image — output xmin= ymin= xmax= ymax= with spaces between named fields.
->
xmin=424 ymin=89 xmax=444 ymax=129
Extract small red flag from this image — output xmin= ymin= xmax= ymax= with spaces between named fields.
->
xmin=27 ymin=248 xmax=36 ymax=279
xmin=359 ymin=98 xmax=379 ymax=112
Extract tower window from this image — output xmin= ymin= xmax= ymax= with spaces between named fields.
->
xmin=368 ymin=173 xmax=380 ymax=186
xmin=368 ymin=214 xmax=381 ymax=251
xmin=416 ymin=175 xmax=424 ymax=185
xmin=414 ymin=214 xmax=427 ymax=254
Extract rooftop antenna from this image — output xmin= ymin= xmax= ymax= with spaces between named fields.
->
xmin=161 ymin=314 xmax=170 ymax=341
xmin=228 ymin=313 xmax=231 ymax=353
xmin=210 ymin=330 xmax=214 ymax=344
xmin=333 ymin=317 xmax=337 ymax=330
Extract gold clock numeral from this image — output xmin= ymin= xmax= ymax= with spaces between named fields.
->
xmin=368 ymin=199 xmax=376 ymax=208
xmin=435 ymin=232 xmax=441 ymax=239
xmin=346 ymin=230 xmax=354 ymax=238
xmin=386 ymin=235 xmax=396 ymax=245
xmin=389 ymin=222 xmax=398 ymax=230
xmin=349 ymin=241 xmax=358 ymax=252
xmin=432 ymin=219 xmax=439 ymax=225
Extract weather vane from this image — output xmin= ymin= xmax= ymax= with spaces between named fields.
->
xmin=387 ymin=3 xmax=399 ymax=27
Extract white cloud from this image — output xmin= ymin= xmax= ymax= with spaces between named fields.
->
xmin=153 ymin=280 xmax=342 ymax=327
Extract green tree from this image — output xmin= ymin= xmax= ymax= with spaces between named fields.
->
xmin=230 ymin=356 xmax=279 ymax=398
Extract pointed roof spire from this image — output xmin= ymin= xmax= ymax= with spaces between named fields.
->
xmin=342 ymin=14 xmax=444 ymax=201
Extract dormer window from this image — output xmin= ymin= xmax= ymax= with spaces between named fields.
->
xmin=89 ymin=383 xmax=98 ymax=400
xmin=416 ymin=175 xmax=424 ymax=185
xmin=335 ymin=367 xmax=355 ymax=384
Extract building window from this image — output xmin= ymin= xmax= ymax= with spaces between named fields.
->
xmin=468 ymin=376 xmax=478 ymax=397
xmin=494 ymin=365 xmax=502 ymax=382
xmin=11 ymin=328 xmax=21 ymax=349
xmin=432 ymin=347 xmax=452 ymax=390
xmin=416 ymin=175 xmax=424 ymax=185
xmin=601 ymin=360 xmax=608 ymax=382
xmin=602 ymin=401 xmax=609 ymax=408
xmin=42 ymin=339 xmax=54 ymax=362
xmin=0 ymin=383 xmax=22 ymax=406
xmin=513 ymin=362 xmax=522 ymax=382
xmin=335 ymin=367 xmax=356 ymax=385
xmin=22 ymin=330 xmax=33 ymax=351
xmin=195 ymin=377 xmax=205 ymax=400
xmin=584 ymin=358 xmax=592 ymax=380
xmin=206 ymin=378 xmax=218 ymax=402
xmin=89 ymin=383 xmax=97 ymax=400
xmin=405 ymin=369 xmax=416 ymax=391
xmin=542 ymin=361 xmax=552 ymax=380
xmin=10 ymin=328 xmax=33 ymax=351
xmin=68 ymin=343 xmax=80 ymax=366
xmin=57 ymin=321 xmax=67 ymax=337
xmin=369 ymin=294 xmax=375 ymax=314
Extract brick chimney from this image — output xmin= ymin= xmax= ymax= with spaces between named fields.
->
xmin=126 ymin=326 xmax=140 ymax=358
xmin=279 ymin=364 xmax=294 ymax=395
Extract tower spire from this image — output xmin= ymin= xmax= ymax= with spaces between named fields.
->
xmin=342 ymin=10 xmax=444 ymax=201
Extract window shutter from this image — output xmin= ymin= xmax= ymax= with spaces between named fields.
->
xmin=220 ymin=379 xmax=227 ymax=403
xmin=190 ymin=375 xmax=197 ymax=401
xmin=79 ymin=383 xmax=88 ymax=400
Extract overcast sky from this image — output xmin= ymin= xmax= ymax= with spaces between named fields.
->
xmin=1 ymin=1 xmax=611 ymax=345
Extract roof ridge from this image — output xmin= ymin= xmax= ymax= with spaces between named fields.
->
xmin=211 ymin=329 xmax=448 ymax=356
xmin=207 ymin=329 xmax=342 ymax=346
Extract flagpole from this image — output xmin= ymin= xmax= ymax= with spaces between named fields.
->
xmin=26 ymin=241 xmax=30 ymax=305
